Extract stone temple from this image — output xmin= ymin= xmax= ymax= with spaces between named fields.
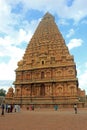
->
xmin=6 ymin=12 xmax=85 ymax=108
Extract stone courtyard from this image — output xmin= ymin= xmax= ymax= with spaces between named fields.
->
xmin=0 ymin=108 xmax=87 ymax=130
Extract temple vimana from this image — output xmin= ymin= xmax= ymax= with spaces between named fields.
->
xmin=5 ymin=12 xmax=86 ymax=108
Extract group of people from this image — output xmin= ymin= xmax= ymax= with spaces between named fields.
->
xmin=1 ymin=103 xmax=20 ymax=116
xmin=54 ymin=104 xmax=77 ymax=114
xmin=27 ymin=104 xmax=34 ymax=111
xmin=1 ymin=103 xmax=78 ymax=115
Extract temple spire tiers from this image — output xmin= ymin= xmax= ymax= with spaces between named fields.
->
xmin=5 ymin=12 xmax=86 ymax=108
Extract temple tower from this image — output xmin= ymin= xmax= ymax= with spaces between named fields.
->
xmin=6 ymin=12 xmax=85 ymax=108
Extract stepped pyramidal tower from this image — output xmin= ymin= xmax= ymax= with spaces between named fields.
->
xmin=6 ymin=12 xmax=85 ymax=108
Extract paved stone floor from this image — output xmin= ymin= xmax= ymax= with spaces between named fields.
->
xmin=0 ymin=108 xmax=87 ymax=130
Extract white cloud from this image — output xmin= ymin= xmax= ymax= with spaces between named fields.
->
xmin=66 ymin=29 xmax=75 ymax=38
xmin=0 ymin=0 xmax=87 ymax=27
xmin=85 ymin=62 xmax=87 ymax=67
xmin=69 ymin=0 xmax=87 ymax=22
xmin=20 ymin=0 xmax=87 ymax=23
xmin=0 ymin=32 xmax=28 ymax=80
xmin=76 ymin=62 xmax=87 ymax=94
xmin=0 ymin=0 xmax=38 ymax=36
xmin=58 ymin=19 xmax=69 ymax=25
xmin=0 ymin=0 xmax=17 ymax=34
xmin=0 ymin=35 xmax=24 ymax=57
xmin=0 ymin=42 xmax=25 ymax=81
xmin=78 ymin=69 xmax=87 ymax=93
xmin=0 ymin=80 xmax=14 ymax=92
xmin=67 ymin=38 xmax=83 ymax=50
xmin=0 ymin=62 xmax=16 ymax=80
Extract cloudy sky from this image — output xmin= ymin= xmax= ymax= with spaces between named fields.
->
xmin=0 ymin=0 xmax=87 ymax=93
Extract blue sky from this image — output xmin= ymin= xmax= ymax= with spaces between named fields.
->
xmin=0 ymin=0 xmax=87 ymax=94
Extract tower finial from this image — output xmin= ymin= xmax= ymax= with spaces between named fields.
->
xmin=43 ymin=12 xmax=54 ymax=20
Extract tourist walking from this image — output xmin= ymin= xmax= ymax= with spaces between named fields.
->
xmin=74 ymin=104 xmax=77 ymax=114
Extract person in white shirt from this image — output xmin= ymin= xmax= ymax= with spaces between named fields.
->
xmin=74 ymin=104 xmax=77 ymax=114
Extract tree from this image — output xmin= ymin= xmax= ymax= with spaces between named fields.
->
xmin=0 ymin=89 xmax=6 ymax=96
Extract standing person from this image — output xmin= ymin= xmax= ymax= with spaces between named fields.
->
xmin=10 ymin=104 xmax=13 ymax=112
xmin=8 ymin=104 xmax=11 ymax=113
xmin=17 ymin=105 xmax=20 ymax=112
xmin=29 ymin=105 xmax=32 ymax=111
xmin=5 ymin=104 xmax=8 ymax=113
xmin=32 ymin=104 xmax=34 ymax=111
xmin=1 ymin=103 xmax=5 ymax=116
xmin=14 ymin=104 xmax=17 ymax=112
xmin=54 ymin=104 xmax=58 ymax=111
xmin=74 ymin=104 xmax=77 ymax=114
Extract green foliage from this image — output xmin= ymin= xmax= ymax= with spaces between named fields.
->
xmin=0 ymin=89 xmax=6 ymax=96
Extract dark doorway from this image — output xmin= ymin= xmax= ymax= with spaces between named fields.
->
xmin=41 ymin=71 xmax=44 ymax=79
xmin=40 ymin=84 xmax=45 ymax=96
